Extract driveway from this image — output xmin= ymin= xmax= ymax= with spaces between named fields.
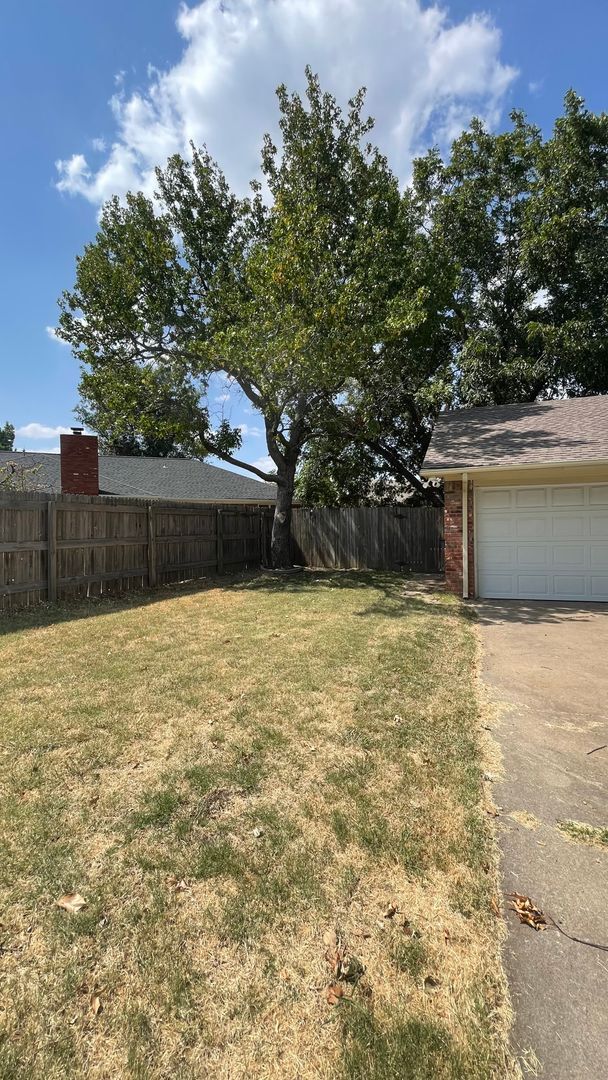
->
xmin=477 ymin=600 xmax=608 ymax=1079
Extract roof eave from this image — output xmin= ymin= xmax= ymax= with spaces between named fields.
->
xmin=420 ymin=457 xmax=608 ymax=478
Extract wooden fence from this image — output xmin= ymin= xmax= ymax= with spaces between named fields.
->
xmin=1 ymin=495 xmax=444 ymax=610
xmin=291 ymin=506 xmax=444 ymax=572
xmin=0 ymin=492 xmax=273 ymax=610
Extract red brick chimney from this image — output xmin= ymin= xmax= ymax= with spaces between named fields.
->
xmin=60 ymin=428 xmax=99 ymax=495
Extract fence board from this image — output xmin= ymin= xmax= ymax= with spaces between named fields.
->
xmin=291 ymin=506 xmax=444 ymax=573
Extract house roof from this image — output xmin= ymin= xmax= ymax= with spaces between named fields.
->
xmin=0 ymin=451 xmax=277 ymax=503
xmin=421 ymin=395 xmax=608 ymax=474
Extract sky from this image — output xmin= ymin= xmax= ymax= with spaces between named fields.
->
xmin=1 ymin=0 xmax=607 ymax=475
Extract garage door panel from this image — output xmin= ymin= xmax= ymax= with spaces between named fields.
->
xmin=477 ymin=515 xmax=514 ymax=541
xmin=477 ymin=489 xmax=512 ymax=510
xmin=477 ymin=572 xmax=518 ymax=597
xmin=477 ymin=542 xmax=515 ymax=569
xmin=551 ymin=515 xmax=585 ymax=539
xmin=517 ymin=574 xmax=550 ymax=596
xmin=550 ymin=486 xmax=585 ymax=506
xmin=551 ymin=544 xmax=587 ymax=569
xmin=516 ymin=544 xmax=549 ymax=568
xmin=590 ymin=515 xmax=608 ymax=538
xmin=590 ymin=575 xmax=608 ymax=598
xmin=515 ymin=488 xmax=547 ymax=508
xmin=477 ymin=483 xmax=608 ymax=600
xmin=590 ymin=544 xmax=608 ymax=569
xmin=515 ymin=516 xmax=549 ymax=540
xmin=553 ymin=575 xmax=587 ymax=597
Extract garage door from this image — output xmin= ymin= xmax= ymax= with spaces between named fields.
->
xmin=476 ymin=484 xmax=608 ymax=600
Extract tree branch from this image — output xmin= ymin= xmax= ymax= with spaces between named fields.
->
xmin=198 ymin=436 xmax=278 ymax=484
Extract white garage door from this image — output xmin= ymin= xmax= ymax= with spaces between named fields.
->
xmin=476 ymin=484 xmax=608 ymax=601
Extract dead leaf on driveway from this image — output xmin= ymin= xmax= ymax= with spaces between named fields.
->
xmin=507 ymin=892 xmax=548 ymax=931
xmin=56 ymin=893 xmax=87 ymax=914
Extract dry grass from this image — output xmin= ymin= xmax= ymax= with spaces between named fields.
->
xmin=0 ymin=571 xmax=513 ymax=1079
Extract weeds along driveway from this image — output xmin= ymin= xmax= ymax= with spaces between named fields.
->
xmin=1 ymin=572 xmax=512 ymax=1079
xmin=477 ymin=600 xmax=608 ymax=1080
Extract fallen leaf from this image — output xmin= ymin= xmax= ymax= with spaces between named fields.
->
xmin=424 ymin=975 xmax=440 ymax=991
xmin=252 ymin=827 xmax=264 ymax=839
xmin=91 ymin=994 xmax=103 ymax=1016
xmin=323 ymin=929 xmax=364 ymax=983
xmin=489 ymin=895 xmax=501 ymax=917
xmin=383 ymin=902 xmax=398 ymax=919
xmin=443 ymin=927 xmax=451 ymax=944
xmin=166 ymin=876 xmax=191 ymax=893
xmin=325 ymin=983 xmax=344 ymax=1005
xmin=56 ymin=893 xmax=87 ymax=914
xmin=507 ymin=892 xmax=548 ymax=931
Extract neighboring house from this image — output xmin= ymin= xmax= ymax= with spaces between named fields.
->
xmin=0 ymin=429 xmax=276 ymax=505
xmin=421 ymin=396 xmax=608 ymax=602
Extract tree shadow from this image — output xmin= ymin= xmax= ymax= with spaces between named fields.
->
xmin=473 ymin=597 xmax=608 ymax=626
xmin=0 ymin=569 xmax=458 ymax=638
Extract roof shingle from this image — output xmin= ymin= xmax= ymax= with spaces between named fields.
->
xmin=0 ymin=452 xmax=277 ymax=503
xmin=422 ymin=395 xmax=608 ymax=473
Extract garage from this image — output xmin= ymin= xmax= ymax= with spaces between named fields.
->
xmin=420 ymin=395 xmax=608 ymax=600
xmin=476 ymin=484 xmax=608 ymax=600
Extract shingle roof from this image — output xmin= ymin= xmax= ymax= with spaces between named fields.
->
xmin=422 ymin=395 xmax=608 ymax=473
xmin=0 ymin=451 xmax=277 ymax=503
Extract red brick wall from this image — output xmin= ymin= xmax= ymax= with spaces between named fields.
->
xmin=60 ymin=433 xmax=99 ymax=495
xmin=443 ymin=479 xmax=475 ymax=598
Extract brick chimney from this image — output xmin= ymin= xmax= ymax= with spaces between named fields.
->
xmin=60 ymin=428 xmax=99 ymax=495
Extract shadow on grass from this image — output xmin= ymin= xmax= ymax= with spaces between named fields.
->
xmin=0 ymin=569 xmax=459 ymax=639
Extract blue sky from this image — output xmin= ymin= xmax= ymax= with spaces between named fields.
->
xmin=1 ymin=0 xmax=606 ymax=474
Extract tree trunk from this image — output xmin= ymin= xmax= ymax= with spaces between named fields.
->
xmin=271 ymin=471 xmax=295 ymax=569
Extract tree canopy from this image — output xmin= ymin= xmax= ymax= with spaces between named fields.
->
xmin=59 ymin=80 xmax=608 ymax=533
xmin=59 ymin=70 xmax=444 ymax=560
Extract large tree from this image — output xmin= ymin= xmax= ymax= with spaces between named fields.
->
xmin=525 ymin=91 xmax=608 ymax=395
xmin=413 ymin=92 xmax=608 ymax=407
xmin=412 ymin=111 xmax=547 ymax=406
xmin=59 ymin=71 xmax=445 ymax=563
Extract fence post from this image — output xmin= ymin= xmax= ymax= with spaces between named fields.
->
xmin=147 ymin=504 xmax=157 ymax=588
xmin=216 ymin=509 xmax=224 ymax=574
xmin=47 ymin=500 xmax=57 ymax=602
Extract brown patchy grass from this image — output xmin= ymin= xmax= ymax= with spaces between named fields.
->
xmin=0 ymin=571 xmax=513 ymax=1079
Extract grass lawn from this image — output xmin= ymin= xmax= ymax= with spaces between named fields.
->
xmin=0 ymin=571 xmax=511 ymax=1079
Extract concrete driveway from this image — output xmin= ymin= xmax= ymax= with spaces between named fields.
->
xmin=477 ymin=600 xmax=608 ymax=1078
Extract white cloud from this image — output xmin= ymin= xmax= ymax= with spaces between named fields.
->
xmin=251 ymin=455 xmax=276 ymax=474
xmin=16 ymin=423 xmax=72 ymax=440
xmin=238 ymin=423 xmax=263 ymax=438
xmin=45 ymin=325 xmax=70 ymax=345
xmin=55 ymin=0 xmax=517 ymax=205
xmin=91 ymin=136 xmax=107 ymax=152
xmin=215 ymin=392 xmax=230 ymax=403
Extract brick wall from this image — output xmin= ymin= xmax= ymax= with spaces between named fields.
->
xmin=60 ymin=432 xmax=99 ymax=495
xmin=443 ymin=479 xmax=475 ymax=597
